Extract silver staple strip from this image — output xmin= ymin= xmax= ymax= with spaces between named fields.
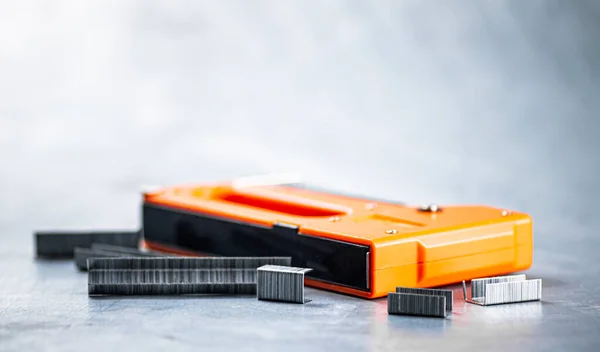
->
xmin=87 ymin=257 xmax=292 ymax=270
xmin=395 ymin=287 xmax=453 ymax=312
xmin=256 ymin=265 xmax=312 ymax=303
xmin=74 ymin=245 xmax=164 ymax=271
xmin=387 ymin=293 xmax=448 ymax=318
xmin=463 ymin=274 xmax=542 ymax=306
xmin=35 ymin=230 xmax=141 ymax=258
xmin=482 ymin=280 xmax=542 ymax=305
xmin=471 ymin=274 xmax=527 ymax=299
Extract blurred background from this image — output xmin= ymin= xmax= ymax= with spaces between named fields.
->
xmin=2 ymin=1 xmax=598 ymax=252
xmin=0 ymin=1 xmax=599 ymax=348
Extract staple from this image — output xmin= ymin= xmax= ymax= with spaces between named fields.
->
xmin=89 ymin=282 xmax=258 ymax=295
xmin=388 ymin=287 xmax=452 ymax=318
xmin=89 ymin=268 xmax=257 ymax=284
xmin=87 ymin=257 xmax=291 ymax=296
xmin=463 ymin=274 xmax=542 ymax=306
xmin=35 ymin=230 xmax=141 ymax=258
xmin=74 ymin=244 xmax=164 ymax=271
xmin=256 ymin=265 xmax=312 ymax=303
xmin=388 ymin=292 xmax=448 ymax=318
xmin=395 ymin=287 xmax=453 ymax=312
xmin=88 ymin=268 xmax=258 ymax=296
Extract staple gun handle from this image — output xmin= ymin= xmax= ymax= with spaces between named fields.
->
xmin=210 ymin=186 xmax=351 ymax=218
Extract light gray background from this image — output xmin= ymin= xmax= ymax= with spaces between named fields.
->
xmin=1 ymin=1 xmax=599 ymax=351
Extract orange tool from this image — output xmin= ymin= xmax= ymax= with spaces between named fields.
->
xmin=141 ymin=182 xmax=533 ymax=299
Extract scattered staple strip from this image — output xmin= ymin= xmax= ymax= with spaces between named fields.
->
xmin=88 ymin=269 xmax=258 ymax=295
xmin=74 ymin=244 xmax=165 ymax=271
xmin=35 ymin=230 xmax=141 ymax=258
xmin=256 ymin=265 xmax=312 ymax=303
xmin=388 ymin=287 xmax=453 ymax=318
xmin=462 ymin=274 xmax=542 ymax=306
xmin=88 ymin=257 xmax=291 ymax=296
xmin=395 ymin=287 xmax=453 ymax=312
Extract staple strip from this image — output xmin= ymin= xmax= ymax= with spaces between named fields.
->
xmin=35 ymin=230 xmax=141 ymax=258
xmin=471 ymin=274 xmax=527 ymax=299
xmin=88 ymin=257 xmax=291 ymax=270
xmin=89 ymin=269 xmax=257 ymax=284
xmin=395 ymin=287 xmax=453 ymax=311
xmin=387 ymin=293 xmax=447 ymax=318
xmin=89 ymin=283 xmax=257 ymax=295
xmin=482 ymin=279 xmax=542 ymax=305
xmin=256 ymin=265 xmax=312 ymax=303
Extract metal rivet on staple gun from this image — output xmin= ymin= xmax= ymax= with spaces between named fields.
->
xmin=462 ymin=274 xmax=542 ymax=306
xmin=365 ymin=203 xmax=377 ymax=210
xmin=418 ymin=204 xmax=441 ymax=213
xmin=388 ymin=287 xmax=453 ymax=318
xmin=501 ymin=210 xmax=511 ymax=216
xmin=87 ymin=257 xmax=291 ymax=296
xmin=256 ymin=265 xmax=313 ymax=304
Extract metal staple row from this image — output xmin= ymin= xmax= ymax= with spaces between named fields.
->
xmin=87 ymin=257 xmax=292 ymax=296
xmin=464 ymin=274 xmax=542 ymax=306
xmin=388 ymin=274 xmax=543 ymax=318
xmin=388 ymin=287 xmax=453 ymax=318
xmin=257 ymin=265 xmax=313 ymax=304
xmin=88 ymin=257 xmax=292 ymax=270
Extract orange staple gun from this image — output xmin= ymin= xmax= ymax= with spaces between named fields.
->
xmin=141 ymin=181 xmax=532 ymax=299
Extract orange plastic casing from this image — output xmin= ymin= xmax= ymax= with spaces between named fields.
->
xmin=142 ymin=183 xmax=533 ymax=299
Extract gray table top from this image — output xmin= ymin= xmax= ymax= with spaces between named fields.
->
xmin=1 ymin=1 xmax=599 ymax=351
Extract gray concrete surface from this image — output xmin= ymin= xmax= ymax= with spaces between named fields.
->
xmin=1 ymin=1 xmax=599 ymax=351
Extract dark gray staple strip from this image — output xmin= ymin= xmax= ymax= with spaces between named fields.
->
xmin=256 ymin=265 xmax=312 ymax=303
xmin=87 ymin=257 xmax=292 ymax=296
xmin=387 ymin=293 xmax=447 ymax=318
xmin=89 ymin=283 xmax=257 ymax=295
xmin=35 ymin=230 xmax=141 ymax=258
xmin=395 ymin=287 xmax=453 ymax=311
xmin=88 ymin=268 xmax=258 ymax=296
xmin=87 ymin=257 xmax=292 ymax=271
xmin=89 ymin=269 xmax=257 ymax=284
